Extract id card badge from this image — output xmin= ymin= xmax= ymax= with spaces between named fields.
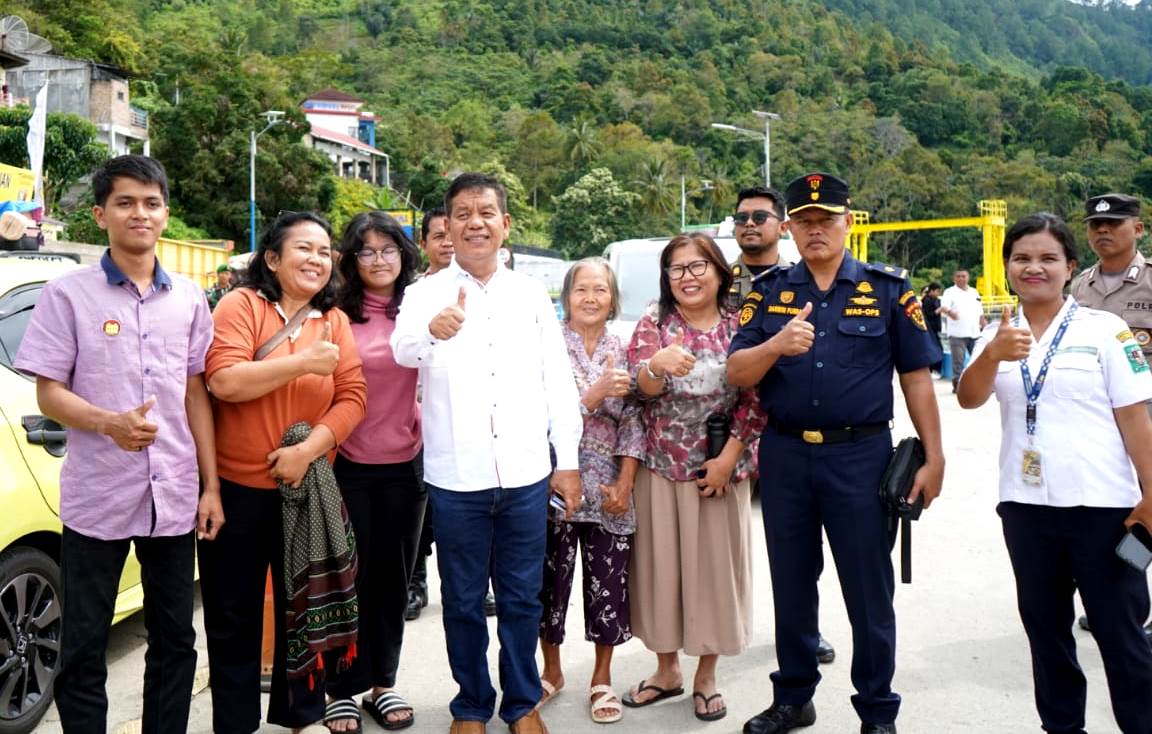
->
xmin=1022 ymin=448 xmax=1043 ymax=487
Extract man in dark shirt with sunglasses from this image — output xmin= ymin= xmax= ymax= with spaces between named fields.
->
xmin=728 ymin=185 xmax=837 ymax=667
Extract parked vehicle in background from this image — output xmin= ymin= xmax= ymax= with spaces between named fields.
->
xmin=0 ymin=253 xmax=147 ymax=734
xmin=604 ymin=228 xmax=800 ymax=341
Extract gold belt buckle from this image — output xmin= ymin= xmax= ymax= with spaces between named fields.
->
xmin=802 ymin=430 xmax=824 ymax=444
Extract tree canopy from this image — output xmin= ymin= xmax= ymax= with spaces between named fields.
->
xmin=9 ymin=0 xmax=1152 ymax=272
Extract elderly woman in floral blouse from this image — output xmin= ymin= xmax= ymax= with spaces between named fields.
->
xmin=536 ymin=257 xmax=644 ymax=725
xmin=622 ymin=232 xmax=765 ymax=724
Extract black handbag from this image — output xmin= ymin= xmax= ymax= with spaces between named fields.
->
xmin=879 ymin=437 xmax=926 ymax=583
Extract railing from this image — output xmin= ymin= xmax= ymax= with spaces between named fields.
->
xmin=130 ymin=106 xmax=148 ymax=129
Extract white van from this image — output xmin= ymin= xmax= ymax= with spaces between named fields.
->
xmin=604 ymin=225 xmax=800 ymax=341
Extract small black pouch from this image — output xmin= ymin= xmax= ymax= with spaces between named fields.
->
xmin=879 ymin=437 xmax=926 ymax=583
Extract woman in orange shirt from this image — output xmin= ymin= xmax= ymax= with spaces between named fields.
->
xmin=199 ymin=211 xmax=367 ymax=734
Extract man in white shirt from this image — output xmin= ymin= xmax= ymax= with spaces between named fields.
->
xmin=941 ymin=269 xmax=986 ymax=392
xmin=392 ymin=173 xmax=582 ymax=734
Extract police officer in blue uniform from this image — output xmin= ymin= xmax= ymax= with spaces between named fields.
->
xmin=728 ymin=173 xmax=945 ymax=734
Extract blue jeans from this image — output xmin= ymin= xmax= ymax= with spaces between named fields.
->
xmin=429 ymin=477 xmax=549 ymax=724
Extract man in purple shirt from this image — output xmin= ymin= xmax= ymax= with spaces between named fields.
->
xmin=14 ymin=155 xmax=221 ymax=733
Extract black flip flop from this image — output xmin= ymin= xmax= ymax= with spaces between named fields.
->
xmin=362 ymin=691 xmax=414 ymax=731
xmin=323 ymin=698 xmax=362 ymax=733
xmin=621 ymin=679 xmax=685 ymax=708
xmin=693 ymin=691 xmax=727 ymax=722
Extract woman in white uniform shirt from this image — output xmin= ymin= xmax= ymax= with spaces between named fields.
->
xmin=957 ymin=212 xmax=1152 ymax=734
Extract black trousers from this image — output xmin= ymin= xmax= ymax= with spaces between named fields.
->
xmin=410 ymin=498 xmax=435 ymax=587
xmin=198 ymin=479 xmax=325 ymax=732
xmin=324 ymin=452 xmax=426 ymax=697
xmin=56 ymin=527 xmax=196 ymax=734
xmin=999 ymin=502 xmax=1152 ymax=734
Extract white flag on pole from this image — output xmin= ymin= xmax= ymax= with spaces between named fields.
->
xmin=26 ymin=85 xmax=47 ymax=207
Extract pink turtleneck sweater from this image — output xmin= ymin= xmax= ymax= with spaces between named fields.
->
xmin=338 ymin=291 xmax=422 ymax=464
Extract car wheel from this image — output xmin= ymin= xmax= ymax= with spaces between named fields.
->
xmin=0 ymin=548 xmax=61 ymax=734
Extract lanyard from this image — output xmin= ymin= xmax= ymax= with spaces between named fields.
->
xmin=1017 ymin=302 xmax=1078 ymax=436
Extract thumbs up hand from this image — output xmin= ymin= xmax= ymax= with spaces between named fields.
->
xmin=430 ymin=286 xmax=468 ymax=340
xmin=769 ymin=302 xmax=816 ymax=357
xmin=302 ymin=320 xmax=340 ymax=376
xmin=985 ymin=305 xmax=1033 ymax=362
xmin=650 ymin=326 xmax=697 ymax=379
xmin=590 ymin=352 xmax=632 ymax=403
xmin=104 ymin=394 xmax=159 ymax=452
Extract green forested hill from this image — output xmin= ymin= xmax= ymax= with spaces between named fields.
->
xmin=824 ymin=0 xmax=1152 ymax=85
xmin=9 ymin=0 xmax=1152 ymax=273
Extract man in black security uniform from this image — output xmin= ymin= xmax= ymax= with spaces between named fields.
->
xmin=728 ymin=173 xmax=945 ymax=734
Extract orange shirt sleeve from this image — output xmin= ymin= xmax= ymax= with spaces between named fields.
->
xmin=206 ymin=289 xmax=261 ymax=378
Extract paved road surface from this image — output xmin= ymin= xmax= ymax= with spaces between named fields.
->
xmin=34 ymin=378 xmax=1131 ymax=733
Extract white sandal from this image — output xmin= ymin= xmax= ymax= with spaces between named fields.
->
xmin=536 ymin=678 xmax=563 ymax=710
xmin=589 ymin=684 xmax=623 ymax=724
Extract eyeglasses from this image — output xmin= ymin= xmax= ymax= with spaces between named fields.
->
xmin=733 ymin=210 xmax=779 ymax=226
xmin=356 ymin=247 xmax=401 ymax=263
xmin=665 ymin=259 xmax=711 ymax=280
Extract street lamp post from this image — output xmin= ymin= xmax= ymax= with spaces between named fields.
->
xmin=710 ymin=110 xmax=781 ymax=188
xmin=249 ymin=110 xmax=286 ymax=252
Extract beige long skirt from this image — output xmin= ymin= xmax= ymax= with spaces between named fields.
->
xmin=628 ymin=467 xmax=753 ymax=656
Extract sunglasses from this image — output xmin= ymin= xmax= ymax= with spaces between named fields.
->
xmin=733 ymin=210 xmax=779 ymax=226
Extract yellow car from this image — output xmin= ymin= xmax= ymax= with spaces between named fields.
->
xmin=0 ymin=253 xmax=146 ymax=733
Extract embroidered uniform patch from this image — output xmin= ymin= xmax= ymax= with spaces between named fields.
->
xmin=905 ymin=301 xmax=927 ymax=330
xmin=1116 ymin=329 xmax=1134 ymax=343
xmin=102 ymin=320 xmax=120 ymax=336
xmin=739 ymin=303 xmax=757 ymax=326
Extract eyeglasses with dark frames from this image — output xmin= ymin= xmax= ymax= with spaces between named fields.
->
xmin=665 ymin=259 xmax=711 ymax=280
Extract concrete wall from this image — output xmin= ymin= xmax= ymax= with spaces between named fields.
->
xmin=4 ymin=54 xmax=90 ymax=117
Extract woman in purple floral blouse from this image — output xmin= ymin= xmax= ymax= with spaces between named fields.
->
xmin=537 ymin=258 xmax=644 ymax=725
xmin=621 ymin=233 xmax=766 ymax=724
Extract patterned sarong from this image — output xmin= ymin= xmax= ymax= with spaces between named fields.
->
xmin=278 ymin=422 xmax=358 ymax=686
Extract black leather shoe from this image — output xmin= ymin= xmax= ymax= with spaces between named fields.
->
xmin=483 ymin=590 xmax=497 ymax=617
xmin=815 ymin=635 xmax=835 ymax=664
xmin=404 ymin=586 xmax=427 ymax=621
xmin=861 ymin=724 xmax=896 ymax=734
xmin=742 ymin=700 xmax=816 ymax=734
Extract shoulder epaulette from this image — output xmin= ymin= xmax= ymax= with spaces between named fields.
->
xmin=865 ymin=262 xmax=908 ymax=280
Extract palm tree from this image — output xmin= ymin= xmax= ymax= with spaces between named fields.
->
xmin=568 ymin=120 xmax=602 ymax=165
xmin=632 ymin=159 xmax=678 ymax=219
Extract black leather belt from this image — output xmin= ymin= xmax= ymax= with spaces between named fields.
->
xmin=767 ymin=417 xmax=889 ymax=444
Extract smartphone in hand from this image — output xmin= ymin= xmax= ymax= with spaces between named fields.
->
xmin=1116 ymin=523 xmax=1152 ymax=572
xmin=548 ymin=492 xmax=567 ymax=514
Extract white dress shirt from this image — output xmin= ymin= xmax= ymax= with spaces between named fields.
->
xmin=392 ymin=262 xmax=582 ymax=491
xmin=942 ymin=284 xmax=984 ymax=339
xmin=971 ymin=298 xmax=1152 ymax=508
